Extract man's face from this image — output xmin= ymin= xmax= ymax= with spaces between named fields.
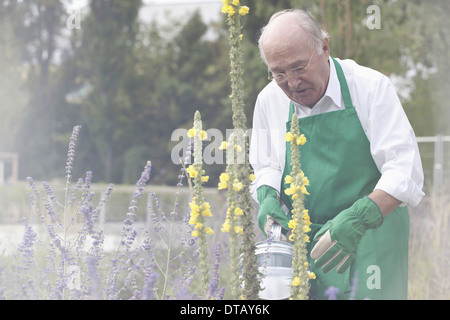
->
xmin=263 ymin=24 xmax=330 ymax=108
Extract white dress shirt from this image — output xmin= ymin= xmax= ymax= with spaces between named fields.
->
xmin=249 ymin=57 xmax=425 ymax=207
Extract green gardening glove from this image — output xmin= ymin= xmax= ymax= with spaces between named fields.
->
xmin=257 ymin=185 xmax=290 ymax=238
xmin=310 ymin=196 xmax=383 ymax=274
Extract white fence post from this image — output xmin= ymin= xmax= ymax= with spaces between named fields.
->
xmin=416 ymin=135 xmax=450 ymax=197
xmin=433 ymin=134 xmax=444 ymax=197
xmin=0 ymin=161 xmax=4 ymax=184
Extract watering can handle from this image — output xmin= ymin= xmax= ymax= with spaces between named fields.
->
xmin=270 ymin=223 xmax=282 ymax=241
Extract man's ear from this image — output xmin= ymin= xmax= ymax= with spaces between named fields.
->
xmin=322 ymin=37 xmax=330 ymax=55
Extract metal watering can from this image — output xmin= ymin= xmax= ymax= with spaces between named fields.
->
xmin=255 ymin=224 xmax=293 ymax=300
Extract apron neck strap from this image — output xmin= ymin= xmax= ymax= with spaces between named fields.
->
xmin=331 ymin=57 xmax=354 ymax=110
xmin=289 ymin=57 xmax=354 ymax=118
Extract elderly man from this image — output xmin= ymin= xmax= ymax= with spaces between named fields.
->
xmin=249 ymin=9 xmax=424 ymax=299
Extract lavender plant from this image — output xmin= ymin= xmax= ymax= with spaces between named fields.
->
xmin=0 ymin=125 xmax=203 ymax=300
xmin=14 ymin=126 xmax=116 ymax=299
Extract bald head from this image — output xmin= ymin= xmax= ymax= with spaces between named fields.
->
xmin=258 ymin=10 xmax=328 ymax=65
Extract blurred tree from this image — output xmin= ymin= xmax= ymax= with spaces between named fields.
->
xmin=74 ymin=0 xmax=142 ymax=182
xmin=401 ymin=0 xmax=450 ymax=136
xmin=0 ymin=9 xmax=28 ymax=152
xmin=1 ymin=0 xmax=67 ymax=180
xmin=129 ymin=11 xmax=231 ymax=185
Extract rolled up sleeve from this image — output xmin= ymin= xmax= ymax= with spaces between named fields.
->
xmin=366 ymin=76 xmax=425 ymax=207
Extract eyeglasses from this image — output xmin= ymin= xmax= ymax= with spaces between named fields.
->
xmin=268 ymin=50 xmax=315 ymax=83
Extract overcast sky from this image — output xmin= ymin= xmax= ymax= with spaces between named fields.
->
xmin=65 ymin=0 xmax=222 ymax=25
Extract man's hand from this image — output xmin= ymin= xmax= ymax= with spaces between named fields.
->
xmin=310 ymin=196 xmax=383 ymax=274
xmin=257 ymin=185 xmax=290 ymax=238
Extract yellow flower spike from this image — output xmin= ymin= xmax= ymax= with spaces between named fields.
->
xmin=227 ymin=6 xmax=235 ymax=17
xmin=221 ymin=4 xmax=233 ymax=17
xmin=201 ymin=176 xmax=209 ymax=182
xmin=296 ymin=134 xmax=307 ymax=146
xmin=298 ymin=134 xmax=307 ymax=145
xmin=285 ymin=132 xmax=294 ymax=142
xmin=221 ymin=4 xmax=229 ymax=13
xmin=232 ymin=179 xmax=243 ymax=191
xmin=238 ymin=6 xmax=249 ymax=16
xmin=218 ymin=181 xmax=228 ymax=190
xmin=232 ymin=0 xmax=239 ymax=5
xmin=219 ymin=172 xmax=230 ymax=182
xmin=192 ymin=230 xmax=199 ymax=237
xmin=195 ymin=222 xmax=203 ymax=230
xmin=186 ymin=165 xmax=198 ymax=178
xmin=308 ymin=272 xmax=316 ymax=280
xmin=300 ymin=185 xmax=310 ymax=195
xmin=205 ymin=227 xmax=214 ymax=235
xmin=188 ymin=216 xmax=197 ymax=225
xmin=219 ymin=141 xmax=228 ymax=150
xmin=291 ymin=277 xmax=301 ymax=287
xmin=187 ymin=128 xmax=196 ymax=138
xmin=189 ymin=201 xmax=200 ymax=213
xmin=234 ymin=207 xmax=243 ymax=216
xmin=288 ymin=220 xmax=296 ymax=229
xmin=284 ymin=175 xmax=293 ymax=184
xmin=221 ymin=219 xmax=231 ymax=232
xmin=202 ymin=207 xmax=212 ymax=217
xmin=284 ymin=186 xmax=296 ymax=196
xmin=302 ymin=176 xmax=310 ymax=186
xmin=303 ymin=209 xmax=309 ymax=218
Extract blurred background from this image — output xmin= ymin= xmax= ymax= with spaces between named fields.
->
xmin=0 ymin=0 xmax=449 ymax=299
xmin=0 ymin=0 xmax=449 ymax=188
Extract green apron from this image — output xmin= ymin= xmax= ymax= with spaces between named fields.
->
xmin=280 ymin=57 xmax=410 ymax=300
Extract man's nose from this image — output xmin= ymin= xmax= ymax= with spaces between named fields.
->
xmin=286 ymin=74 xmax=303 ymax=89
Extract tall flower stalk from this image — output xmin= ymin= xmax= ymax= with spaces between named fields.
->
xmin=186 ymin=110 xmax=214 ymax=296
xmin=284 ymin=114 xmax=315 ymax=300
xmin=219 ymin=0 xmax=260 ymax=300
